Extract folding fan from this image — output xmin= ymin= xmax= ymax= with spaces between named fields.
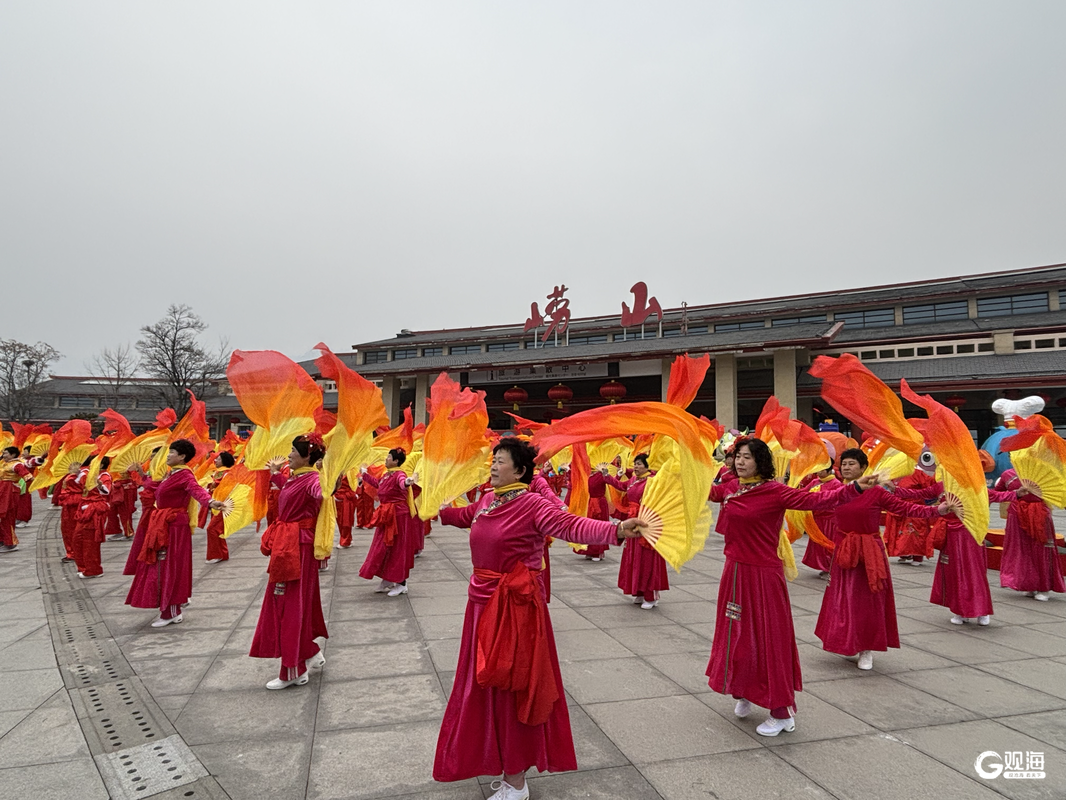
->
xmin=1002 ymin=416 xmax=1066 ymax=508
xmin=635 ymin=454 xmax=715 ymax=570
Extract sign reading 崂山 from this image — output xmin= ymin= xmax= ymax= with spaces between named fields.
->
xmin=523 ymin=282 xmax=665 ymax=347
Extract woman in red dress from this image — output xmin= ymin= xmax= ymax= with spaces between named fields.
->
xmin=358 ymin=448 xmax=415 ymax=597
xmin=249 ymin=434 xmax=329 ymax=689
xmin=579 ymin=469 xmax=611 ymax=561
xmin=434 ymin=439 xmax=643 ymax=800
xmin=707 ymin=437 xmax=876 ymax=737
xmin=995 ymin=468 xmax=1064 ymax=602
xmin=605 ymin=454 xmax=669 ymax=609
xmin=333 ymin=474 xmax=357 ymax=548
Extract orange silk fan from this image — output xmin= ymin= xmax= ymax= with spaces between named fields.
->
xmin=1001 ymin=414 xmax=1066 ymax=508
xmin=666 ymin=353 xmax=711 ymax=409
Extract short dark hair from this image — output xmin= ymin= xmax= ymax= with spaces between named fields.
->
xmin=492 ymin=438 xmax=537 ymax=484
xmin=217 ymin=452 xmax=236 ymax=468
xmin=170 ymin=439 xmax=197 ymax=464
xmin=388 ymin=448 xmax=407 ymax=467
xmin=100 ymin=457 xmax=110 ymax=470
xmin=733 ymin=437 xmax=775 ymax=481
xmin=839 ymin=448 xmax=869 ymax=470
xmin=292 ymin=435 xmax=326 ymax=463
xmin=81 ymin=455 xmax=94 ymax=467
xmin=633 ymin=453 xmax=650 ymax=468
xmin=2 ymin=446 xmax=19 ymax=458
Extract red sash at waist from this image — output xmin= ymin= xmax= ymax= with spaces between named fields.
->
xmin=835 ymin=530 xmax=889 ymax=593
xmin=260 ymin=517 xmax=313 ymax=583
xmin=473 ymin=563 xmax=558 ymax=727
xmin=370 ymin=502 xmax=400 ymax=546
xmin=139 ymin=507 xmax=186 ymax=565
xmin=1017 ymin=500 xmax=1051 ymax=543
xmin=75 ymin=494 xmax=110 ymax=542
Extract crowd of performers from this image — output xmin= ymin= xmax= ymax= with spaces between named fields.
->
xmin=4 ymin=348 xmax=1066 ymax=800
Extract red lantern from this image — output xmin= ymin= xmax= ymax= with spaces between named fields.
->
xmin=945 ymin=394 xmax=967 ymax=412
xmin=207 ymin=417 xmax=218 ymax=425
xmin=599 ymin=380 xmax=626 ymax=404
xmin=229 ymin=416 xmax=241 ymax=424
xmin=547 ymin=383 xmax=573 ymax=409
xmin=1056 ymin=397 xmax=1066 ymax=409
xmin=503 ymin=385 xmax=528 ymax=412
xmin=1038 ymin=392 xmax=1052 ymax=405
xmin=1004 ymin=388 xmax=1022 ymax=400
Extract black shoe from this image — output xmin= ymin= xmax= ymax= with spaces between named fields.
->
xmin=61 ymin=556 xmax=74 ymax=563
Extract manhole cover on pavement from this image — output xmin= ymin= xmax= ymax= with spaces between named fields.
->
xmin=95 ymin=734 xmax=209 ymax=799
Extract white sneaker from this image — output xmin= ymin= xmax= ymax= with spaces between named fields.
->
xmin=306 ymin=651 xmax=326 ymax=670
xmin=265 ymin=673 xmax=309 ymax=690
xmin=977 ymin=615 xmax=991 ymax=626
xmin=415 ymin=551 xmax=422 ymax=558
xmin=107 ymin=534 xmax=126 ymax=542
xmin=1034 ymin=593 xmax=1050 ymax=602
xmin=151 ymin=614 xmax=182 ymax=628
xmin=591 ymin=557 xmax=602 ymax=562
xmin=15 ymin=521 xmax=27 ymax=528
xmin=387 ymin=583 xmax=408 ymax=597
xmin=375 ymin=579 xmax=393 ymax=593
xmin=488 ymin=780 xmax=529 ymax=800
xmin=950 ymin=615 xmax=965 ymax=625
xmin=78 ymin=572 xmax=101 ymax=579
xmin=734 ymin=699 xmax=752 ymax=718
xmin=641 ymin=600 xmax=658 ymax=610
xmin=205 ymin=558 xmax=223 ymax=564
xmin=1025 ymin=591 xmax=1037 ymax=597
xmin=756 ymin=716 xmax=795 ymax=737
xmin=897 ymin=556 xmax=911 ymax=563
xmin=857 ymin=651 xmax=873 ymax=670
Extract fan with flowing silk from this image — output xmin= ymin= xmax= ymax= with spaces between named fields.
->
xmin=30 ymin=419 xmax=94 ymax=492
xmin=635 ymin=452 xmax=716 ymax=570
xmin=367 ymin=406 xmax=415 ymax=468
xmin=901 ymin=380 xmax=989 ymax=544
xmin=809 ymin=354 xmax=924 ymax=460
xmin=213 ymin=463 xmax=259 ymax=537
xmin=1001 ymin=414 xmax=1066 ymax=508
xmin=83 ymin=409 xmax=137 ymax=491
xmin=417 ymin=373 xmax=492 ymax=519
xmin=147 ymin=392 xmax=213 ymax=480
xmin=226 ymin=351 xmax=323 ymax=520
xmin=666 ymin=353 xmax=711 ymax=409
xmin=312 ymin=343 xmax=389 ymax=559
xmin=532 ymin=401 xmax=716 ymax=568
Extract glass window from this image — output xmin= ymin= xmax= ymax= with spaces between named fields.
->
xmin=835 ymin=308 xmax=896 ymax=329
xmin=1036 ymin=338 xmax=1055 ymax=349
xmin=422 ymin=347 xmax=443 ymax=357
xmin=363 ymin=350 xmax=388 ymax=364
xmin=568 ymin=334 xmax=609 ymax=345
xmin=59 ymin=396 xmax=80 ymax=407
xmin=861 ymin=351 xmax=877 ymax=360
xmin=917 ymin=346 xmax=934 ymax=356
xmin=1015 ymin=340 xmax=1032 ymax=350
xmin=897 ymin=348 xmax=914 ymax=357
xmin=902 ymin=301 xmax=969 ymax=324
xmin=529 ymin=337 xmax=558 ymax=348
xmin=976 ymin=293 xmax=1049 ymax=318
xmin=714 ymin=320 xmax=765 ymax=332
xmin=392 ymin=348 xmax=418 ymax=360
xmin=956 ymin=343 xmax=975 ymax=354
xmin=978 ymin=342 xmax=994 ymax=352
xmin=449 ymin=344 xmax=482 ymax=355
xmin=879 ymin=350 xmax=894 ymax=358
xmin=936 ymin=345 xmax=953 ymax=355
xmin=487 ymin=342 xmax=521 ymax=352
xmin=771 ymin=314 xmax=827 ymax=327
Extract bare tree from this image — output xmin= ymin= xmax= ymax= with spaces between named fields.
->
xmin=86 ymin=343 xmax=141 ymax=408
xmin=136 ymin=305 xmax=229 ymax=415
xmin=0 ymin=339 xmax=62 ymax=423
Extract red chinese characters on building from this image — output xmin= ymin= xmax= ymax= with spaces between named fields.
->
xmin=525 ymin=285 xmax=572 ymax=343
xmin=620 ymin=281 xmax=662 ymax=328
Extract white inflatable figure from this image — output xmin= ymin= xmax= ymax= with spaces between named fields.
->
xmin=991 ymin=396 xmax=1045 ymax=420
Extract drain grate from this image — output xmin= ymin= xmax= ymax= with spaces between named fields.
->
xmin=60 ymin=658 xmax=137 ymax=690
xmin=55 ymin=622 xmax=114 ymax=646
xmin=137 ymin=777 xmax=229 ymax=800
xmin=72 ymin=678 xmax=177 ymax=756
xmin=46 ymin=590 xmax=102 ymax=618
xmin=95 ymin=734 xmax=209 ymax=800
xmin=39 ymin=558 xmax=79 ymax=592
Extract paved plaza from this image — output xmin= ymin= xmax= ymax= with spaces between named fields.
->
xmin=0 ymin=497 xmax=1063 ymax=800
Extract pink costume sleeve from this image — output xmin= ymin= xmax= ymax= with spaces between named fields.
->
xmin=271 ymin=472 xmax=288 ymax=490
xmin=604 ymin=475 xmax=630 ymax=491
xmin=439 ymin=502 xmax=479 ymax=529
xmin=529 ymin=495 xmax=618 ymax=546
xmin=361 ymin=472 xmax=380 ymax=489
xmin=988 ymin=488 xmax=1018 ymax=503
xmin=709 ymin=479 xmax=738 ymax=503
xmin=872 ymin=486 xmax=942 ymax=518
xmin=777 ymin=482 xmax=862 ymax=511
xmin=893 ymin=481 xmax=942 ymax=502
xmin=179 ymin=470 xmax=213 ymax=506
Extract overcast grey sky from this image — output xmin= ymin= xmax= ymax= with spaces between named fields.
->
xmin=3 ymin=1 xmax=1065 ymax=374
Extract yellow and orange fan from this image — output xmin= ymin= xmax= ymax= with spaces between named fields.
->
xmin=635 ymin=452 xmax=715 ymax=570
xmin=30 ymin=419 xmax=94 ymax=492
xmin=417 ymin=373 xmax=492 ymax=519
xmin=1001 ymin=415 xmax=1066 ymax=508
xmin=902 ymin=380 xmax=989 ymax=544
xmin=148 ymin=392 xmax=213 ymax=480
xmin=213 ymin=464 xmax=258 ymax=537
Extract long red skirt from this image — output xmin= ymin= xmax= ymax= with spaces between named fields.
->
xmin=250 ymin=541 xmax=328 ymax=680
xmin=434 ymin=573 xmax=576 ymax=781
xmin=126 ymin=519 xmax=194 ymax=613
xmin=706 ymin=558 xmax=801 ymax=711
xmin=580 ymin=497 xmax=610 ymax=558
xmin=617 ymin=539 xmax=669 ymax=597
xmin=205 ymin=512 xmax=229 ymax=561
xmin=884 ymin=513 xmax=935 ymax=559
xmin=124 ymin=504 xmax=155 ymax=576
xmin=1000 ymin=508 xmax=1065 ymax=594
xmin=359 ymin=512 xmax=410 ymax=584
xmin=16 ymin=491 xmax=32 ymax=523
xmin=815 ymin=539 xmax=899 ymax=654
xmin=930 ymin=523 xmax=993 ymax=618
xmin=800 ymin=539 xmax=832 ymax=572
xmin=60 ymin=505 xmax=78 ymax=559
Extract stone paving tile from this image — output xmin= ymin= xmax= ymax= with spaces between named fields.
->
xmin=900 ymin=631 xmax=1034 ymax=664
xmin=414 ymin=613 xmax=466 ymax=640
xmin=321 ymin=641 xmax=434 ymax=682
xmin=317 ymin=674 xmax=447 ymax=731
xmin=176 ymin=684 xmax=321 ymax=745
xmin=893 ymin=664 xmax=1066 ymax=717
xmin=426 ymin=637 xmax=461 ymax=672
xmin=640 ymin=750 xmax=835 ymax=800
xmin=0 ymin=690 xmax=89 ymax=768
xmin=192 ymin=737 xmax=312 ymax=800
xmin=973 ymin=657 xmax=1066 ymax=700
xmin=522 ymin=765 xmax=662 ymax=799
xmin=0 ymin=635 xmax=57 ymax=672
xmin=958 ymin=623 xmax=1066 ymax=657
xmin=0 ymin=757 xmax=109 ymax=800
xmin=555 ymin=628 xmax=635 ymax=661
xmin=775 ymin=734 xmax=1004 ymax=800
xmin=325 ymin=617 xmax=424 ymax=645
xmin=128 ymin=655 xmax=217 ymax=697
xmin=698 ymin=688 xmax=877 ymax=746
xmin=895 ymin=719 xmax=1066 ymax=800
xmin=560 ymin=657 xmax=686 ymax=704
xmin=585 ymin=695 xmax=760 ymax=764
xmin=998 ymin=710 xmax=1066 ymax=752
xmin=573 ymin=602 xmax=669 ymax=629
xmin=603 ymin=622 xmax=712 ymax=656
xmin=0 ymin=669 xmax=63 ymax=712
xmin=642 ymin=651 xmax=714 ymax=694
xmin=803 ymin=674 xmax=980 ymax=730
